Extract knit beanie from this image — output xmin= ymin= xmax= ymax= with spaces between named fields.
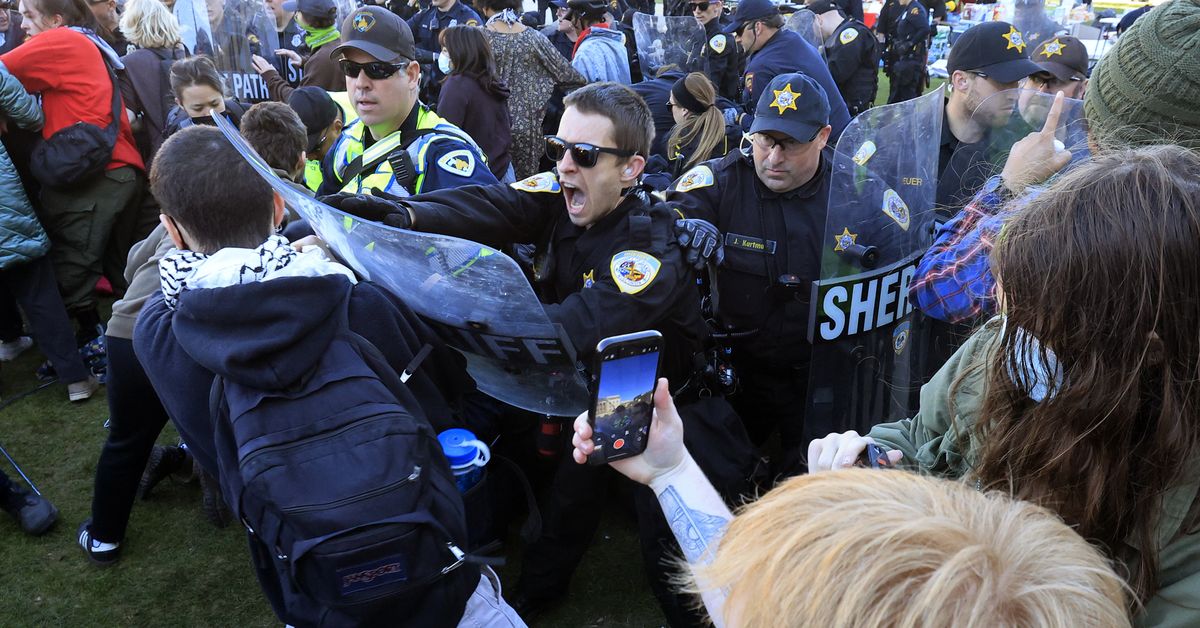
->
xmin=1083 ymin=0 xmax=1200 ymax=151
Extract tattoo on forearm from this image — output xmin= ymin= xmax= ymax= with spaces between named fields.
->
xmin=659 ymin=485 xmax=730 ymax=564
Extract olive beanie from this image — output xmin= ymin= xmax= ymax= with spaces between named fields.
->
xmin=1083 ymin=0 xmax=1200 ymax=151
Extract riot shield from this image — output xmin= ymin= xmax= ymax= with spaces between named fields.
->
xmin=174 ymin=0 xmax=215 ymax=59
xmin=783 ymin=8 xmax=824 ymax=51
xmin=212 ymin=116 xmax=590 ymax=417
xmin=1012 ymin=0 xmax=1064 ymax=50
xmin=632 ymin=12 xmax=705 ymax=77
xmin=806 ymin=88 xmax=943 ymax=434
xmin=206 ymin=0 xmax=281 ymax=101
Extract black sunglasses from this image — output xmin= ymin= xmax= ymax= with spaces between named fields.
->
xmin=689 ymin=1 xmax=710 ymax=11
xmin=544 ymin=136 xmax=634 ymax=168
xmin=339 ymin=59 xmax=409 ymax=80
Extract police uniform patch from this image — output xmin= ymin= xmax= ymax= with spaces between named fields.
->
xmin=852 ymin=141 xmax=876 ymax=166
xmin=466 ymin=18 xmax=478 ymax=26
xmin=882 ymin=188 xmax=911 ymax=231
xmin=1002 ymin=25 xmax=1026 ymax=53
xmin=675 ymin=165 xmax=714 ymax=192
xmin=436 ymin=149 xmax=476 ymax=177
xmin=833 ymin=227 xmax=857 ymax=252
xmin=709 ymin=34 xmax=726 ymax=54
xmin=909 ymin=6 xmax=918 ymax=14
xmin=582 ymin=270 xmax=595 ymax=289
xmin=511 ymin=171 xmax=561 ymax=193
xmin=610 ymin=250 xmax=662 ymax=295
xmin=839 ymin=28 xmax=858 ymax=45
xmin=770 ymin=83 xmax=800 ymax=115
xmin=1041 ymin=38 xmax=1064 ymax=58
xmin=893 ymin=320 xmax=911 ymax=355
xmin=352 ymin=12 xmax=376 ymax=32
xmin=744 ymin=72 xmax=754 ymax=94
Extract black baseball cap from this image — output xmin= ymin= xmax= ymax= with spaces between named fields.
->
xmin=1031 ymin=35 xmax=1089 ymax=81
xmin=281 ymin=0 xmax=336 ymax=19
xmin=749 ymin=73 xmax=830 ymax=142
xmin=946 ymin=21 xmax=1043 ymax=84
xmin=806 ymin=0 xmax=839 ymax=15
xmin=332 ymin=6 xmax=416 ymax=63
xmin=723 ymin=0 xmax=779 ymax=33
xmin=287 ymin=87 xmax=338 ymax=154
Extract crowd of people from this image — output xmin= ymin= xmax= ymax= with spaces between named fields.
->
xmin=0 ymin=0 xmax=1197 ymax=624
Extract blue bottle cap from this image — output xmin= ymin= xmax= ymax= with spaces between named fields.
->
xmin=438 ymin=428 xmax=480 ymax=467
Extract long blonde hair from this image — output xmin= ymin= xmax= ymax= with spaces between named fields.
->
xmin=689 ymin=469 xmax=1131 ymax=627
xmin=120 ymin=0 xmax=183 ymax=50
xmin=666 ymin=73 xmax=726 ymax=171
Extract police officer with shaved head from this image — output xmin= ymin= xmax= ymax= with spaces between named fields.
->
xmin=668 ymin=73 xmax=835 ymax=477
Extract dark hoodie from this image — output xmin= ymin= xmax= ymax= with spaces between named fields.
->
xmin=437 ymin=72 xmax=513 ymax=179
xmin=134 ymin=274 xmax=474 ymax=477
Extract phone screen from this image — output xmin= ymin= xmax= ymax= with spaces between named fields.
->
xmin=590 ymin=347 xmax=660 ymax=463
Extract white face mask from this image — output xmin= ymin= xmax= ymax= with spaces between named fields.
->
xmin=437 ymin=50 xmax=453 ymax=74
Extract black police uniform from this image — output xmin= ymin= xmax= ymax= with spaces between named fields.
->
xmin=688 ymin=17 xmax=741 ymax=101
xmin=824 ymin=17 xmax=880 ymax=115
xmin=886 ymin=1 xmax=930 ymax=104
xmin=834 ymin=0 xmax=865 ymax=21
xmin=407 ymin=2 xmax=482 ymax=102
xmin=667 ymin=148 xmax=833 ymax=472
xmin=739 ymin=29 xmax=851 ymax=141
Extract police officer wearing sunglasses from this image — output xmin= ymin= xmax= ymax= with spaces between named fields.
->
xmin=319 ymin=6 xmax=497 ymax=205
xmin=684 ymin=0 xmax=741 ymax=101
xmin=667 ymin=73 xmax=835 ymax=479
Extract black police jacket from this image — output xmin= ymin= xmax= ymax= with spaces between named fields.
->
xmin=824 ymin=18 xmax=880 ymax=111
xmin=667 ymin=148 xmax=832 ymax=367
xmin=404 ymin=174 xmax=706 ymax=383
xmin=408 ymin=3 xmax=482 ymax=64
xmin=688 ymin=18 xmax=741 ymax=102
xmin=890 ymin=2 xmax=930 ymax=60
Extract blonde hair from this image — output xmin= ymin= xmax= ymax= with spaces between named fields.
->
xmin=690 ymin=469 xmax=1131 ymax=628
xmin=119 ymin=0 xmax=182 ymax=50
xmin=666 ymin=73 xmax=727 ymax=172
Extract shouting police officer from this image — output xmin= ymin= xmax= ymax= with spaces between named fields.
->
xmin=809 ymin=0 xmax=880 ymax=116
xmin=685 ymin=0 xmax=740 ymax=101
xmin=884 ymin=0 xmax=929 ymax=104
xmin=324 ymin=6 xmax=497 ymax=197
xmin=669 ymin=72 xmax=834 ymax=477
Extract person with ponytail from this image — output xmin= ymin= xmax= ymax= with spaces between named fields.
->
xmin=643 ymin=72 xmax=739 ymax=190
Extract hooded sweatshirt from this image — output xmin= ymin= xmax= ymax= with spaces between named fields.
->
xmin=571 ymin=26 xmax=631 ymax=84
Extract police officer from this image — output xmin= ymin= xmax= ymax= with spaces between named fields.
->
xmin=322 ymin=7 xmax=497 ymax=197
xmin=721 ymin=0 xmax=850 ymax=141
xmin=407 ymin=0 xmax=481 ymax=102
xmin=809 ymin=0 xmax=879 ymax=115
xmin=885 ymin=0 xmax=929 ymax=104
xmin=668 ymin=72 xmax=833 ymax=477
xmin=685 ymin=0 xmax=741 ymax=101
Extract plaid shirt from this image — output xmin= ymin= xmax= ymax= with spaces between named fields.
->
xmin=911 ymin=176 xmax=1038 ymax=323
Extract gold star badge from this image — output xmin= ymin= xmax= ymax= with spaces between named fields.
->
xmin=833 ymin=227 xmax=858 ymax=252
xmin=770 ymin=83 xmax=800 ymax=115
xmin=1041 ymin=38 xmax=1064 ymax=58
xmin=1002 ymin=26 xmax=1026 ymax=53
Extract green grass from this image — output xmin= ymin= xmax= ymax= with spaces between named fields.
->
xmin=0 ymin=329 xmax=664 ymax=626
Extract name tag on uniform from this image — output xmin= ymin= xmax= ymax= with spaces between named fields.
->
xmin=725 ymin=233 xmax=776 ymax=254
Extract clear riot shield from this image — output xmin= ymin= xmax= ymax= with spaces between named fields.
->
xmin=806 ymin=88 xmax=943 ymax=434
xmin=632 ymin=12 xmax=704 ymax=77
xmin=783 ymin=8 xmax=824 ymax=51
xmin=212 ymin=116 xmax=590 ymax=417
xmin=944 ymin=88 xmax=1089 ymax=209
xmin=1012 ymin=0 xmax=1064 ymax=50
xmin=207 ymin=0 xmax=280 ymax=102
xmin=174 ymin=0 xmax=215 ymax=59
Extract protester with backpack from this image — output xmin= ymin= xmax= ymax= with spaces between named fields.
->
xmin=117 ymin=0 xmax=187 ymax=169
xmin=133 ymin=126 xmax=522 ymax=627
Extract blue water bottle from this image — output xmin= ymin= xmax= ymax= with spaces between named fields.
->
xmin=437 ymin=428 xmax=491 ymax=493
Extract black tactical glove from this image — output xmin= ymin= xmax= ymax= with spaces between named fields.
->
xmin=318 ymin=188 xmax=413 ymax=229
xmin=674 ymin=218 xmax=724 ymax=271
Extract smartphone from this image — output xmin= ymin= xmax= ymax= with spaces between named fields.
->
xmin=587 ymin=330 xmax=663 ymax=465
xmin=857 ymin=443 xmax=894 ymax=469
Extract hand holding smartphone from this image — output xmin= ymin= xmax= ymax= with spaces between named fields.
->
xmin=587 ymin=330 xmax=663 ymax=465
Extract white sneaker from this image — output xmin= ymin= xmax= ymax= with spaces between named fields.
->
xmin=67 ymin=376 xmax=99 ymax=402
xmin=0 ymin=336 xmax=32 ymax=361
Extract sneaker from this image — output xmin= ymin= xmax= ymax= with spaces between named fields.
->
xmin=77 ymin=519 xmax=121 ymax=566
xmin=138 ymin=445 xmax=188 ymax=500
xmin=67 ymin=376 xmax=99 ymax=402
xmin=2 ymin=487 xmax=58 ymax=536
xmin=79 ymin=334 xmax=107 ymax=384
xmin=199 ymin=467 xmax=231 ymax=528
xmin=35 ymin=360 xmax=56 ymax=382
xmin=0 ymin=336 xmax=32 ymax=361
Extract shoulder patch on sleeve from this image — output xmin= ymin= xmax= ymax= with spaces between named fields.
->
xmin=466 ymin=18 xmax=478 ymax=26
xmin=708 ymin=34 xmax=726 ymax=54
xmin=675 ymin=165 xmax=714 ymax=192
xmin=610 ymin=250 xmax=662 ymax=295
xmin=839 ymin=28 xmax=858 ymax=44
xmin=510 ymin=171 xmax=561 ymax=193
xmin=909 ymin=6 xmax=918 ymax=14
xmin=436 ymin=149 xmax=476 ymax=177
xmin=744 ymin=71 xmax=754 ymax=93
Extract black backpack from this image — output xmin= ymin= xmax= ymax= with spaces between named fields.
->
xmin=208 ymin=305 xmax=477 ymax=627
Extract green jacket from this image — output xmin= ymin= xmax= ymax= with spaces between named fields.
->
xmin=0 ymin=61 xmax=45 ymax=270
xmin=869 ymin=318 xmax=1200 ymax=626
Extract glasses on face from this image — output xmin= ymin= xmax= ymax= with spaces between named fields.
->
xmin=339 ymin=59 xmax=409 ymax=80
xmin=750 ymin=132 xmax=814 ymax=154
xmin=544 ymin=135 xmax=635 ymax=168
xmin=689 ymin=1 xmax=710 ymax=12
